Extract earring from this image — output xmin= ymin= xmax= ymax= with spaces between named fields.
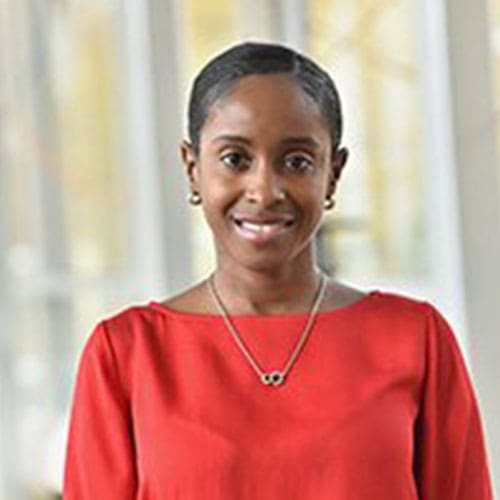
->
xmin=188 ymin=191 xmax=202 ymax=205
xmin=324 ymin=196 xmax=335 ymax=210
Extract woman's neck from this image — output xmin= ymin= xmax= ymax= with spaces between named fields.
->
xmin=209 ymin=264 xmax=325 ymax=315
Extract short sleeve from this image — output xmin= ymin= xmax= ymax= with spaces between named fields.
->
xmin=63 ymin=321 xmax=137 ymax=499
xmin=413 ymin=303 xmax=493 ymax=499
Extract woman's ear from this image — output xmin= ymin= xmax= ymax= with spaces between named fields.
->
xmin=327 ymin=146 xmax=349 ymax=196
xmin=180 ymin=139 xmax=200 ymax=191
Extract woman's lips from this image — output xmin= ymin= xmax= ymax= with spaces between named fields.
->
xmin=230 ymin=215 xmax=295 ymax=244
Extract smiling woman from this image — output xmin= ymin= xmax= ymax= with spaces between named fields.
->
xmin=62 ymin=42 xmax=494 ymax=499
xmin=182 ymin=71 xmax=347 ymax=279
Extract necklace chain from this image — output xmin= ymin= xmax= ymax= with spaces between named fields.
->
xmin=206 ymin=272 xmax=328 ymax=387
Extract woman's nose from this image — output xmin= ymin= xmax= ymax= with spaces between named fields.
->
xmin=244 ymin=165 xmax=286 ymax=206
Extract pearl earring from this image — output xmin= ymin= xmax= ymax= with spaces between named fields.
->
xmin=324 ymin=196 xmax=335 ymax=210
xmin=188 ymin=191 xmax=202 ymax=205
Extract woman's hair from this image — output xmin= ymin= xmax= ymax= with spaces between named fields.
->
xmin=187 ymin=42 xmax=343 ymax=156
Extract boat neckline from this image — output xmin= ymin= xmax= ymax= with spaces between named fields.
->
xmin=147 ymin=289 xmax=381 ymax=321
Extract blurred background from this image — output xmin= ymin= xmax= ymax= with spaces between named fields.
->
xmin=1 ymin=0 xmax=500 ymax=498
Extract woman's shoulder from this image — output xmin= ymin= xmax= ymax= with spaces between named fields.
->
xmin=319 ymin=281 xmax=437 ymax=330
xmin=154 ymin=280 xmax=213 ymax=314
xmin=86 ymin=296 xmax=180 ymax=348
xmin=323 ymin=279 xmax=431 ymax=317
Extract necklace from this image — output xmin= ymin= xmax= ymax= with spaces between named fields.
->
xmin=206 ymin=272 xmax=328 ymax=387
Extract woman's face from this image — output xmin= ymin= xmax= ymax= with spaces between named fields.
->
xmin=182 ymin=73 xmax=348 ymax=273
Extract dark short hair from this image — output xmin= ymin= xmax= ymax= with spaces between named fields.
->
xmin=187 ymin=42 xmax=343 ymax=156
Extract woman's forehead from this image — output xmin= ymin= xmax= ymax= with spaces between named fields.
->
xmin=200 ymin=74 xmax=330 ymax=144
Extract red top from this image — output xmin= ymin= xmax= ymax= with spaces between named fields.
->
xmin=63 ymin=290 xmax=493 ymax=499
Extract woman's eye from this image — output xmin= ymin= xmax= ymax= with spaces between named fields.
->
xmin=220 ymin=152 xmax=249 ymax=169
xmin=284 ymin=155 xmax=313 ymax=172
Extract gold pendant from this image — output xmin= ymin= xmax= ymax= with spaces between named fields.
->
xmin=261 ymin=371 xmax=285 ymax=386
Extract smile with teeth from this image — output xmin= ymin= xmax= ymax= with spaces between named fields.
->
xmin=231 ymin=216 xmax=295 ymax=243
xmin=239 ymin=221 xmax=287 ymax=232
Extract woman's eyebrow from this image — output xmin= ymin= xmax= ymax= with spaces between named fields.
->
xmin=212 ymin=134 xmax=321 ymax=149
xmin=280 ymin=136 xmax=321 ymax=149
xmin=212 ymin=134 xmax=251 ymax=145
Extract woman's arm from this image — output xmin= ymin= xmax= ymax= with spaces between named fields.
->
xmin=63 ymin=321 xmax=137 ymax=499
xmin=413 ymin=303 xmax=493 ymax=499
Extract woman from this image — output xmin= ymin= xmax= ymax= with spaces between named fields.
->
xmin=63 ymin=42 xmax=493 ymax=499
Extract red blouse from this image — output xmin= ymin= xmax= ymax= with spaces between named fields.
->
xmin=63 ymin=290 xmax=493 ymax=499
